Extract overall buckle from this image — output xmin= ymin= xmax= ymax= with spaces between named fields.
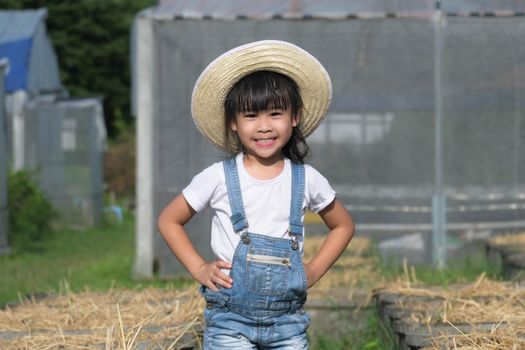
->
xmin=289 ymin=232 xmax=299 ymax=250
xmin=241 ymin=229 xmax=251 ymax=245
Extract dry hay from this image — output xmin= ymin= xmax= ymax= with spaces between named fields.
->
xmin=428 ymin=324 xmax=525 ymax=350
xmin=377 ymin=263 xmax=523 ymax=300
xmin=0 ymin=236 xmax=378 ymax=347
xmin=0 ymin=282 xmax=204 ymax=349
xmin=378 ymin=272 xmax=525 ymax=314
xmin=304 ymin=236 xmax=384 ymax=305
xmin=488 ymin=231 xmax=525 ymax=247
xmin=304 ymin=235 xmax=372 ymax=260
xmin=378 ymin=272 xmax=525 ymax=349
xmin=396 ymin=288 xmax=525 ymax=325
xmin=421 ymin=283 xmax=525 ymax=349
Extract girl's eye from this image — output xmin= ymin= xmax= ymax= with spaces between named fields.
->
xmin=270 ymin=111 xmax=283 ymax=117
xmin=240 ymin=112 xmax=256 ymax=119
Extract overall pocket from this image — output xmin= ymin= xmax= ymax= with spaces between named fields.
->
xmin=245 ymin=248 xmax=291 ymax=296
xmin=297 ymin=258 xmax=308 ymax=294
xmin=202 ymin=288 xmax=227 ymax=327
xmin=203 ymin=302 xmax=221 ymax=327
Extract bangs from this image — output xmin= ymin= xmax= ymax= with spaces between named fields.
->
xmin=226 ymin=71 xmax=300 ymax=114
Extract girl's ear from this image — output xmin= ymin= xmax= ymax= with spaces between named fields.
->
xmin=292 ymin=111 xmax=301 ymax=127
xmin=230 ymin=119 xmax=238 ymax=131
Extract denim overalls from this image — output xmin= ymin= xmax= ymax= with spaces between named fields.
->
xmin=202 ymin=157 xmax=310 ymax=349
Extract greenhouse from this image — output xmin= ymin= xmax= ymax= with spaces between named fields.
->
xmin=0 ymin=9 xmax=107 ymax=227
xmin=23 ymin=98 xmax=107 ymax=227
xmin=0 ymin=8 xmax=65 ymax=168
xmin=133 ymin=0 xmax=525 ymax=277
xmin=0 ymin=60 xmax=8 ymax=254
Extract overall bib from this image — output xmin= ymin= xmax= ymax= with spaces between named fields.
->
xmin=202 ymin=157 xmax=310 ymax=349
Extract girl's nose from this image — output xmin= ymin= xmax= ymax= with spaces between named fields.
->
xmin=257 ymin=114 xmax=272 ymax=132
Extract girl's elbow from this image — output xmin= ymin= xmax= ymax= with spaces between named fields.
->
xmin=344 ymin=215 xmax=355 ymax=240
xmin=348 ymin=221 xmax=355 ymax=238
xmin=157 ymin=211 xmax=171 ymax=236
xmin=348 ymin=211 xmax=355 ymax=228
xmin=156 ymin=216 xmax=166 ymax=236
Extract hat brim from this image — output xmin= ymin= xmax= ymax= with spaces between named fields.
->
xmin=191 ymin=40 xmax=332 ymax=153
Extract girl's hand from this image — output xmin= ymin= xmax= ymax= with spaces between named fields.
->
xmin=302 ymin=199 xmax=355 ymax=289
xmin=195 ymin=260 xmax=233 ymax=291
xmin=303 ymin=262 xmax=321 ymax=289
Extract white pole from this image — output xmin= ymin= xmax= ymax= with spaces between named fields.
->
xmin=134 ymin=14 xmax=155 ymax=278
xmin=11 ymin=91 xmax=27 ymax=171
xmin=433 ymin=1 xmax=447 ymax=268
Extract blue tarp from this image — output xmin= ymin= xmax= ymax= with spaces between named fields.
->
xmin=0 ymin=8 xmax=62 ymax=95
xmin=0 ymin=37 xmax=33 ymax=92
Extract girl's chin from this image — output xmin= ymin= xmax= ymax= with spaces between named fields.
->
xmin=244 ymin=149 xmax=283 ymax=162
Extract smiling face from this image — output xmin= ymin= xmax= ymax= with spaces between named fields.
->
xmin=231 ymin=108 xmax=299 ymax=164
xmin=224 ymin=71 xmax=303 ymax=160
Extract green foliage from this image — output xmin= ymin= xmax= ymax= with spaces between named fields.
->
xmin=0 ymin=0 xmax=155 ymax=138
xmin=0 ymin=213 xmax=192 ymax=308
xmin=310 ymin=309 xmax=396 ymax=350
xmin=7 ymin=170 xmax=56 ymax=248
xmin=378 ymin=248 xmax=503 ymax=286
xmin=104 ymin=125 xmax=136 ymax=198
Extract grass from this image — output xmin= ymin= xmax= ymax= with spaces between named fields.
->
xmin=310 ymin=309 xmax=397 ymax=350
xmin=0 ymin=211 xmax=192 ymax=308
xmin=378 ymin=246 xmax=503 ymax=287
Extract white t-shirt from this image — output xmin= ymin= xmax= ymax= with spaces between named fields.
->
xmin=182 ymin=153 xmax=336 ymax=264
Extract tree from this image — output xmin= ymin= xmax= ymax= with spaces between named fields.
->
xmin=0 ymin=0 xmax=155 ymax=138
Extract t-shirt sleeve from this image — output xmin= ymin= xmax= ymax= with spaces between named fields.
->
xmin=182 ymin=163 xmax=222 ymax=212
xmin=305 ymin=165 xmax=337 ymax=213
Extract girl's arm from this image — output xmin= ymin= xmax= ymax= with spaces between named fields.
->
xmin=157 ymin=193 xmax=233 ymax=291
xmin=304 ymin=198 xmax=354 ymax=288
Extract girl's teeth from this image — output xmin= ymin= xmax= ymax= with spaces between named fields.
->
xmin=256 ymin=138 xmax=275 ymax=145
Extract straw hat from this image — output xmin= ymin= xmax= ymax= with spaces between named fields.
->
xmin=191 ymin=40 xmax=332 ymax=152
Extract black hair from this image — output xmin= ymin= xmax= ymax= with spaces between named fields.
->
xmin=224 ymin=70 xmax=310 ymax=163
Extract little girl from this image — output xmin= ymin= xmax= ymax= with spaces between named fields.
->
xmin=158 ymin=40 xmax=354 ymax=349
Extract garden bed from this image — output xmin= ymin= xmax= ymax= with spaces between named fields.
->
xmin=374 ymin=274 xmax=525 ymax=349
xmin=0 ymin=236 xmax=378 ymax=349
xmin=0 ymin=285 xmax=203 ymax=349
xmin=486 ymin=231 xmax=525 ymax=280
xmin=303 ymin=236 xmax=381 ymax=341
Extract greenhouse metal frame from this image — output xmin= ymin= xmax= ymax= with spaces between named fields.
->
xmin=133 ymin=0 xmax=525 ymax=277
xmin=0 ymin=60 xmax=9 ymax=254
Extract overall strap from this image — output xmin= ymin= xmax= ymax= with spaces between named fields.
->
xmin=289 ymin=162 xmax=305 ymax=238
xmin=223 ymin=157 xmax=248 ymax=233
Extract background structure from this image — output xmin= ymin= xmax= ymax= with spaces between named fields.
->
xmin=0 ymin=60 xmax=8 ymax=254
xmin=23 ymin=98 xmax=106 ymax=227
xmin=0 ymin=8 xmax=64 ymax=169
xmin=133 ymin=0 xmax=525 ymax=277
xmin=0 ymin=9 xmax=107 ymax=227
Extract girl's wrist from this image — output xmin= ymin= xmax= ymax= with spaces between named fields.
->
xmin=304 ymin=262 xmax=323 ymax=288
xmin=188 ymin=260 xmax=207 ymax=280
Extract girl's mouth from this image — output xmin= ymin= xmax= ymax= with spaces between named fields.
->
xmin=255 ymin=137 xmax=277 ymax=146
